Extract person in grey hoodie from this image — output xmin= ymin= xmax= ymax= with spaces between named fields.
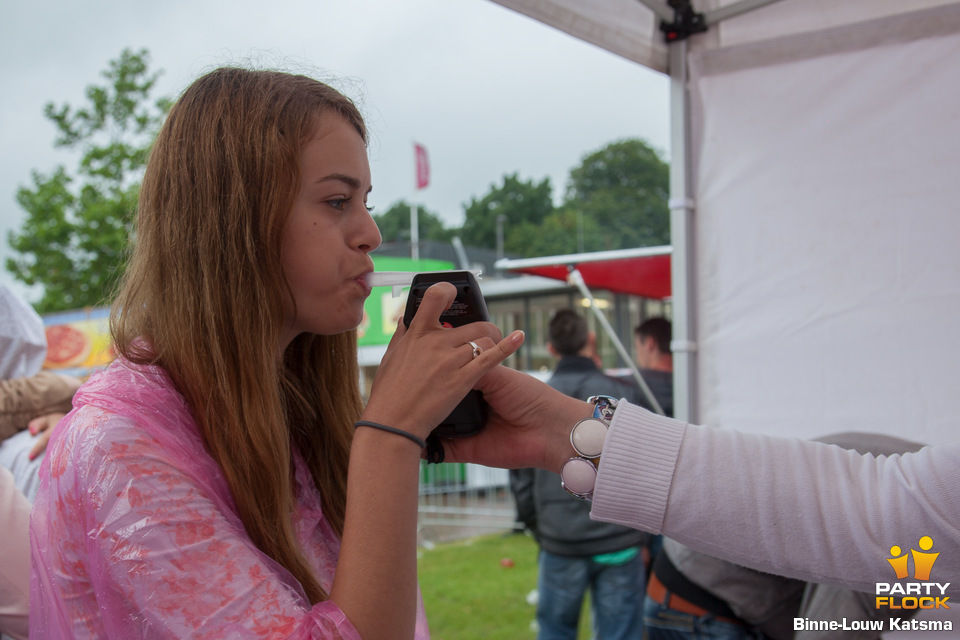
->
xmin=511 ymin=309 xmax=654 ymax=640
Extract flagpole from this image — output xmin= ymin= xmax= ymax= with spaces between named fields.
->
xmin=411 ymin=142 xmax=427 ymax=262
xmin=410 ymin=201 xmax=419 ymax=261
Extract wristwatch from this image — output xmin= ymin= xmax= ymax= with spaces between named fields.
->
xmin=560 ymin=395 xmax=617 ymax=500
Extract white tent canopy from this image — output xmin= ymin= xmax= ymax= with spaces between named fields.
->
xmin=490 ymin=0 xmax=957 ymax=73
xmin=491 ymin=0 xmax=960 ymax=446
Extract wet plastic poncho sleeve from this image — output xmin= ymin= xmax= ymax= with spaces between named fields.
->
xmin=29 ymin=359 xmax=430 ymax=639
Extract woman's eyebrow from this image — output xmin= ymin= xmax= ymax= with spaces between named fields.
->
xmin=314 ymin=173 xmax=361 ymax=189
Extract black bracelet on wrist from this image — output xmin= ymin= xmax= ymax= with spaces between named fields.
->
xmin=354 ymin=420 xmax=427 ymax=449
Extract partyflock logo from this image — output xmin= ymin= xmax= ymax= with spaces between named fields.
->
xmin=795 ymin=536 xmax=952 ymax=634
xmin=876 ymin=536 xmax=950 ymax=610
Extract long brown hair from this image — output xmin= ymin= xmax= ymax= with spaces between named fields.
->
xmin=111 ymin=68 xmax=367 ymax=603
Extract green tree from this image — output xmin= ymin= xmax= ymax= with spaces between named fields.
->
xmin=373 ymin=200 xmax=453 ymax=244
xmin=564 ymin=138 xmax=669 ymax=250
xmin=461 ymin=173 xmax=554 ymax=251
xmin=7 ymin=48 xmax=170 ymax=312
xmin=508 ymin=206 xmax=610 ymax=258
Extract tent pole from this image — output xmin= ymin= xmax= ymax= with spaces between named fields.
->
xmin=668 ymin=38 xmax=698 ymax=423
xmin=567 ymin=269 xmax=665 ymax=416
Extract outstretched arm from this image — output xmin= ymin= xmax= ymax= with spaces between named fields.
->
xmin=592 ymin=404 xmax=960 ymax=593
xmin=446 ymin=370 xmax=960 ymax=594
xmin=444 ymin=365 xmax=592 ymax=472
xmin=0 ymin=372 xmax=80 ymax=441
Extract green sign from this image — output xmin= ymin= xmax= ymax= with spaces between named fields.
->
xmin=357 ymin=256 xmax=453 ymax=346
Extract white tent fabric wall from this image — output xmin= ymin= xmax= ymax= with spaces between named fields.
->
xmin=491 ymin=0 xmax=960 ymax=446
xmin=689 ymin=7 xmax=960 ymax=445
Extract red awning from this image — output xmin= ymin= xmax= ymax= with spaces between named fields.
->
xmin=496 ymin=247 xmax=672 ymax=300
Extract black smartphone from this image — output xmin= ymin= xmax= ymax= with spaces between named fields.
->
xmin=402 ymin=271 xmax=490 ymax=438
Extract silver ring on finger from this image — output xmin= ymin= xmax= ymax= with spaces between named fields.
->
xmin=468 ymin=341 xmax=483 ymax=359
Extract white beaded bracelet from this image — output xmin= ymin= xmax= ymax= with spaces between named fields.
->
xmin=559 ymin=396 xmax=617 ymax=500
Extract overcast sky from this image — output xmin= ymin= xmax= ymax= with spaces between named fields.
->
xmin=1 ymin=0 xmax=669 ymax=305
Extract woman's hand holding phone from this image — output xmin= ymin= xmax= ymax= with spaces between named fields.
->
xmin=362 ymin=281 xmax=523 ymax=444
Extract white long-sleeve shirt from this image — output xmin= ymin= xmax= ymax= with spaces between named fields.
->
xmin=591 ymin=401 xmax=960 ymax=595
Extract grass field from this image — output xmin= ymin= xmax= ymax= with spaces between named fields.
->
xmin=418 ymin=532 xmax=591 ymax=640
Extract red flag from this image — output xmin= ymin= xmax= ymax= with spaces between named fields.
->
xmin=414 ymin=143 xmax=429 ymax=190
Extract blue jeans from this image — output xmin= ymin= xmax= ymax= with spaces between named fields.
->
xmin=643 ymin=596 xmax=764 ymax=640
xmin=537 ymin=549 xmax=645 ymax=640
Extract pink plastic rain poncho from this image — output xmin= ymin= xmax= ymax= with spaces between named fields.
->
xmin=29 ymin=358 xmax=430 ymax=639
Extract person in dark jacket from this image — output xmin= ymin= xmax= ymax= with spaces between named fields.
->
xmin=511 ymin=309 xmax=649 ymax=640
xmin=632 ymin=316 xmax=674 ymax=419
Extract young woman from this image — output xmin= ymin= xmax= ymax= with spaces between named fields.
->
xmin=29 ymin=67 xmax=523 ymax=640
xmin=32 ymin=65 xmax=958 ymax=640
